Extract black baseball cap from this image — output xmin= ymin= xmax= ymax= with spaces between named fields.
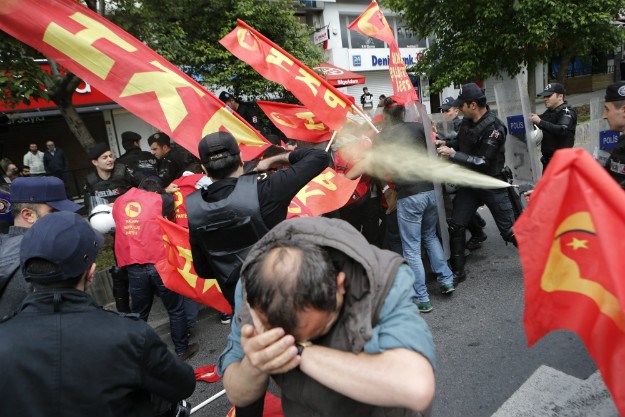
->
xmin=604 ymin=81 xmax=625 ymax=102
xmin=11 ymin=177 xmax=82 ymax=212
xmin=451 ymin=83 xmax=486 ymax=107
xmin=219 ymin=91 xmax=233 ymax=103
xmin=538 ymin=83 xmax=566 ymax=97
xmin=198 ymin=131 xmax=240 ymax=164
xmin=20 ymin=211 xmax=103 ymax=283
xmin=440 ymin=96 xmax=456 ymax=111
xmin=87 ymin=143 xmax=110 ymax=160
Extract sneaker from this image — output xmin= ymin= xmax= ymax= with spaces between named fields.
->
xmin=440 ymin=283 xmax=455 ymax=295
xmin=220 ymin=313 xmax=232 ymax=325
xmin=177 ymin=342 xmax=199 ymax=362
xmin=415 ymin=301 xmax=433 ymax=313
xmin=466 ymin=234 xmax=487 ymax=250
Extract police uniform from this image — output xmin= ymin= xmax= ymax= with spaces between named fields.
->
xmin=446 ymin=84 xmax=517 ymax=282
xmin=117 ymin=147 xmax=158 ymax=178
xmin=603 ymin=81 xmax=625 ymax=190
xmin=537 ymin=101 xmax=577 ymax=168
xmin=83 ymin=162 xmax=141 ymax=212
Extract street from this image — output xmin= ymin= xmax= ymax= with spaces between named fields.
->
xmin=156 ymin=207 xmax=598 ymax=417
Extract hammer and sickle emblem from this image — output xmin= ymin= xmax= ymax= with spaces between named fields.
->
xmin=541 ymin=211 xmax=625 ymax=331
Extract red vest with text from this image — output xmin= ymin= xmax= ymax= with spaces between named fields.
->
xmin=113 ymin=188 xmax=165 ymax=267
xmin=172 ymin=174 xmax=205 ymax=228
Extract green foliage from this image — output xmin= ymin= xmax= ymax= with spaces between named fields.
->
xmin=107 ymin=0 xmax=324 ymax=99
xmin=383 ymin=0 xmax=625 ymax=92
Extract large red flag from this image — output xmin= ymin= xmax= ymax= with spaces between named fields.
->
xmin=0 ymin=0 xmax=269 ymax=160
xmin=347 ymin=0 xmax=395 ymax=46
xmin=348 ymin=1 xmax=418 ymax=104
xmin=287 ymin=168 xmax=360 ymax=218
xmin=220 ymin=20 xmax=352 ymax=131
xmin=257 ymin=101 xmax=332 ymax=143
xmin=155 ymin=217 xmax=232 ymax=315
xmin=514 ymin=148 xmax=625 ymax=415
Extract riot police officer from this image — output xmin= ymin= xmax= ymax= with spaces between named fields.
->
xmin=530 ymin=83 xmax=577 ymax=170
xmin=116 ymin=131 xmax=158 ymax=178
xmin=437 ymin=83 xmax=517 ymax=283
xmin=602 ymin=81 xmax=625 ymax=190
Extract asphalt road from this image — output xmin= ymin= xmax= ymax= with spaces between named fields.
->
xmin=155 ymin=207 xmax=597 ymax=417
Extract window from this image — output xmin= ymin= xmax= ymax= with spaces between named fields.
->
xmin=339 ymin=14 xmax=427 ymax=49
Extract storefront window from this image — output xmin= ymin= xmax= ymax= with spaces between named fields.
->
xmin=340 ymin=14 xmax=427 ymax=49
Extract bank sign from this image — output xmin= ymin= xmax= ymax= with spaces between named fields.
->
xmin=348 ymin=48 xmax=425 ymax=72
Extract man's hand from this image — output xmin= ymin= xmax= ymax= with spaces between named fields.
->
xmin=434 ymin=139 xmax=446 ymax=147
xmin=241 ymin=324 xmax=300 ymax=375
xmin=165 ymin=183 xmax=180 ymax=194
xmin=437 ymin=145 xmax=455 ymax=159
xmin=530 ymin=113 xmax=541 ymax=125
xmin=256 ymin=153 xmax=290 ymax=173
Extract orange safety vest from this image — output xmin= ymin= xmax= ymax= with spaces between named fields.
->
xmin=112 ymin=188 xmax=165 ymax=267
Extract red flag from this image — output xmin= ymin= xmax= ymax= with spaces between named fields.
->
xmin=155 ymin=217 xmax=232 ymax=314
xmin=514 ymin=148 xmax=625 ymax=415
xmin=348 ymin=1 xmax=418 ymax=104
xmin=226 ymin=392 xmax=284 ymax=417
xmin=0 ymin=0 xmax=269 ymax=161
xmin=287 ymin=168 xmax=360 ymax=218
xmin=219 ymin=20 xmax=351 ymax=131
xmin=257 ymin=101 xmax=332 ymax=143
xmin=347 ymin=0 xmax=395 ymax=46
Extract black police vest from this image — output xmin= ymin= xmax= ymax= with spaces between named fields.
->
xmin=540 ymin=103 xmax=576 ymax=153
xmin=458 ymin=112 xmax=507 ymax=175
xmin=86 ymin=163 xmax=132 ymax=203
xmin=186 ymin=174 xmax=269 ymax=284
xmin=117 ymin=148 xmax=157 ymax=177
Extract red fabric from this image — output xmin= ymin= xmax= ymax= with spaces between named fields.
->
xmin=113 ymin=188 xmax=165 ymax=267
xmin=287 ymin=168 xmax=359 ymax=218
xmin=0 ymin=0 xmax=270 ymax=161
xmin=171 ymin=174 xmax=205 ymax=228
xmin=333 ymin=145 xmax=372 ymax=207
xmin=348 ymin=1 xmax=418 ymax=104
xmin=226 ymin=392 xmax=284 ymax=417
xmin=194 ymin=365 xmax=221 ymax=383
xmin=347 ymin=0 xmax=395 ymax=45
xmin=313 ymin=62 xmax=366 ymax=88
xmin=220 ymin=20 xmax=352 ymax=131
xmin=154 ymin=217 xmax=232 ymax=314
xmin=256 ymin=101 xmax=332 ymax=143
xmin=514 ymin=148 xmax=625 ymax=416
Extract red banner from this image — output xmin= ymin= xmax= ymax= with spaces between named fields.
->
xmin=155 ymin=217 xmax=232 ymax=314
xmin=0 ymin=0 xmax=269 ymax=160
xmin=287 ymin=168 xmax=360 ymax=218
xmin=514 ymin=149 xmax=625 ymax=416
xmin=257 ymin=101 xmax=332 ymax=143
xmin=220 ymin=20 xmax=351 ymax=131
xmin=348 ymin=1 xmax=418 ymax=104
xmin=347 ymin=0 xmax=395 ymax=46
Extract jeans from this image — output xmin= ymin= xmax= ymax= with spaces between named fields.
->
xmin=127 ymin=263 xmax=188 ymax=355
xmin=397 ymin=190 xmax=454 ymax=303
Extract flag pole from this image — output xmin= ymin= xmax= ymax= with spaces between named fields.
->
xmin=350 ymin=104 xmax=380 ymax=133
xmin=190 ymin=389 xmax=226 ymax=414
xmin=325 ymin=130 xmax=338 ymax=152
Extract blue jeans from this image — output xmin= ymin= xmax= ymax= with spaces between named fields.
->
xmin=127 ymin=263 xmax=188 ymax=355
xmin=397 ymin=190 xmax=454 ymax=303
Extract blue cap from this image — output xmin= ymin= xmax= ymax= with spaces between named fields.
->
xmin=451 ymin=83 xmax=486 ymax=107
xmin=440 ymin=96 xmax=456 ymax=111
xmin=10 ymin=177 xmax=82 ymax=212
xmin=20 ymin=212 xmax=103 ymax=283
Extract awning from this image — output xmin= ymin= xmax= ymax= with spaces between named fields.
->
xmin=314 ymin=63 xmax=366 ymax=88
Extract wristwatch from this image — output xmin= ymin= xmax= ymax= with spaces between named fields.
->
xmin=296 ymin=341 xmax=313 ymax=356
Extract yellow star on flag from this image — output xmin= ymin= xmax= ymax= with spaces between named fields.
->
xmin=566 ymin=237 xmax=589 ymax=250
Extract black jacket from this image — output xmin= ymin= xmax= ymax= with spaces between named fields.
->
xmin=538 ymin=101 xmax=577 ymax=156
xmin=605 ymin=134 xmax=625 ymax=190
xmin=117 ymin=147 xmax=158 ymax=178
xmin=0 ymin=290 xmax=195 ymax=417
xmin=43 ymin=148 xmax=68 ymax=176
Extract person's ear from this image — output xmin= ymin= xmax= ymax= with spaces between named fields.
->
xmin=336 ymin=271 xmax=346 ymax=296
xmin=20 ymin=207 xmax=38 ymax=225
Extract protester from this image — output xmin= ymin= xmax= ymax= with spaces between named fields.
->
xmin=379 ymin=96 xmax=455 ymax=312
xmin=116 ymin=131 xmax=158 ymax=177
xmin=530 ymin=83 xmax=577 ymax=170
xmin=22 ymin=143 xmax=45 ymax=176
xmin=360 ymin=86 xmax=374 ymax=116
xmin=437 ymin=83 xmax=517 ymax=284
xmin=0 ymin=211 xmax=196 ymax=416
xmin=188 ymin=131 xmax=328 ymax=416
xmin=602 ymin=81 xmax=625 ymax=190
xmin=0 ymin=177 xmax=81 ymax=318
xmin=112 ymin=178 xmax=199 ymax=361
xmin=218 ymin=217 xmax=436 ymax=416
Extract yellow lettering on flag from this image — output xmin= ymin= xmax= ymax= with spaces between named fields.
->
xmin=202 ymin=108 xmax=267 ymax=147
xmin=323 ymin=90 xmax=347 ymax=110
xmin=296 ymin=112 xmax=325 ymax=131
xmin=541 ymin=212 xmax=625 ymax=331
xmin=120 ymin=61 xmax=205 ymax=131
xmin=236 ymin=28 xmax=259 ymax=51
xmin=43 ymin=12 xmax=136 ymax=80
xmin=266 ymin=48 xmax=293 ymax=73
xmin=294 ymin=186 xmax=325 ymax=206
xmin=311 ymin=170 xmax=338 ymax=191
xmin=295 ymin=68 xmax=321 ymax=95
